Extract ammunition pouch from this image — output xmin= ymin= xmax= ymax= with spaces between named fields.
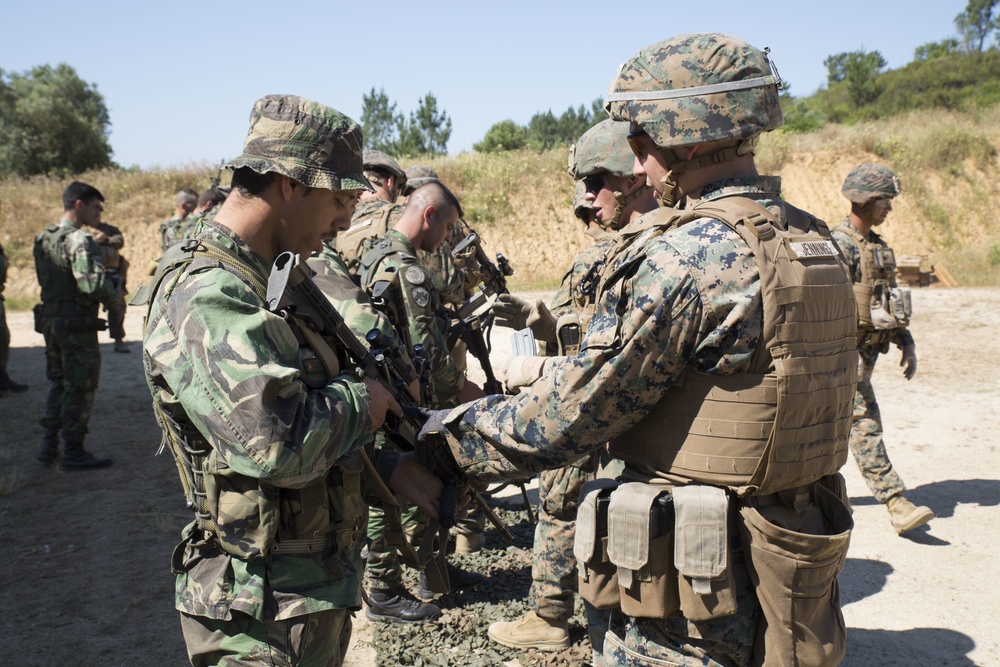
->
xmin=737 ymin=474 xmax=853 ymax=667
xmin=555 ymin=313 xmax=582 ymax=356
xmin=574 ymin=478 xmax=621 ymax=609
xmin=32 ymin=303 xmax=47 ymax=334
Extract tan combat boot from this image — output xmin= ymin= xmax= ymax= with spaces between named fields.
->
xmin=488 ymin=610 xmax=570 ymax=651
xmin=886 ymin=495 xmax=934 ymax=535
xmin=454 ymin=532 xmax=485 ymax=554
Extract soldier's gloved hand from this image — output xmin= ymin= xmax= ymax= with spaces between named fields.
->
xmin=491 ymin=294 xmax=557 ymax=343
xmin=502 ymin=355 xmax=549 ymax=391
xmin=414 ymin=407 xmax=455 ymax=469
xmin=900 ymin=344 xmax=917 ymax=380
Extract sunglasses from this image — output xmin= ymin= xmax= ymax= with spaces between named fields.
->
xmin=626 ymin=124 xmax=648 ymax=158
xmin=583 ymin=175 xmax=605 ymax=194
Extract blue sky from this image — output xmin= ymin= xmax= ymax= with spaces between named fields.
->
xmin=2 ymin=0 xmax=967 ymax=170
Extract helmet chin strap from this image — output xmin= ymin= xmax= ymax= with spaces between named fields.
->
xmin=655 ymin=137 xmax=758 ymax=208
xmin=607 ymin=182 xmax=651 ymax=229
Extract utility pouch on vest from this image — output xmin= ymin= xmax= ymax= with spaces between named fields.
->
xmin=737 ymin=477 xmax=853 ymax=667
xmin=327 ymin=453 xmax=366 ymax=560
xmin=555 ymin=313 xmax=582 ymax=356
xmin=607 ymin=482 xmax=679 ymax=618
xmin=673 ymin=485 xmax=737 ymax=621
xmin=574 ymin=478 xmax=620 ymax=609
xmin=32 ymin=303 xmax=47 ymax=334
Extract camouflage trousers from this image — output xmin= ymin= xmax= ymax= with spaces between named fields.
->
xmin=602 ymin=549 xmax=758 ymax=667
xmin=849 ymin=346 xmax=905 ymax=504
xmin=366 ymin=502 xmax=427 ymax=590
xmin=41 ymin=324 xmax=100 ymax=442
xmin=180 ymin=608 xmax=351 ymax=667
xmin=530 ymin=452 xmax=624 ymax=622
xmin=106 ymin=271 xmax=127 ymax=341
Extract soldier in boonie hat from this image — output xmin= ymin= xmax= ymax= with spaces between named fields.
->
xmin=227 ymin=94 xmax=372 ymax=192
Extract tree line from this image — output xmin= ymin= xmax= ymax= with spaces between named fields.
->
xmin=2 ymin=0 xmax=998 ymax=178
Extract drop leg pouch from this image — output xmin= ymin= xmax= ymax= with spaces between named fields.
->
xmin=738 ymin=481 xmax=853 ymax=667
xmin=575 ymin=478 xmax=620 ymax=609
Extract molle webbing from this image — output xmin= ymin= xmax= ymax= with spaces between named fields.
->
xmin=834 ymin=222 xmax=897 ymax=336
xmin=610 ymin=197 xmax=856 ymax=495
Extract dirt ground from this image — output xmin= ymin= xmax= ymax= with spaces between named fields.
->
xmin=0 ymin=286 xmax=997 ymax=666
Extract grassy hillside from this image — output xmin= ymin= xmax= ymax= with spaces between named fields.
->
xmin=2 ymin=106 xmax=999 ymax=308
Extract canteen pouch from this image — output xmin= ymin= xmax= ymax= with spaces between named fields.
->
xmin=574 ymin=478 xmax=620 ymax=609
xmin=737 ymin=477 xmax=853 ymax=667
xmin=673 ymin=485 xmax=737 ymax=621
xmin=32 ymin=303 xmax=47 ymax=334
xmin=607 ymin=482 xmax=679 ymax=618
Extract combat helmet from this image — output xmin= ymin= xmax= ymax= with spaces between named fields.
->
xmin=606 ymin=33 xmax=784 ymax=206
xmin=363 ymin=149 xmax=407 ymax=197
xmin=403 ymin=164 xmax=440 ymax=195
xmin=841 ymin=164 xmax=901 ymax=205
xmin=568 ymin=119 xmax=649 ymax=229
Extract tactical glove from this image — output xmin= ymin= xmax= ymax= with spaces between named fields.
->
xmin=491 ymin=294 xmax=557 ymax=343
xmin=502 ymin=355 xmax=549 ymax=391
xmin=900 ymin=344 xmax=917 ymax=380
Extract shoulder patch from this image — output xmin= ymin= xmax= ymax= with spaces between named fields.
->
xmin=412 ymin=286 xmax=430 ymax=308
xmin=404 ymin=265 xmax=426 ymax=285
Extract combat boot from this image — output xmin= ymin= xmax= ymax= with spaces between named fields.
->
xmin=454 ymin=531 xmax=485 ymax=554
xmin=1 ymin=374 xmax=27 ymax=393
xmin=37 ymin=428 xmax=60 ymax=466
xmin=365 ymin=587 xmax=440 ymax=624
xmin=488 ymin=610 xmax=570 ymax=651
xmin=886 ymin=495 xmax=934 ymax=534
xmin=59 ymin=440 xmax=113 ymax=472
xmin=113 ymin=339 xmax=130 ymax=353
xmin=417 ymin=563 xmax=485 ymax=601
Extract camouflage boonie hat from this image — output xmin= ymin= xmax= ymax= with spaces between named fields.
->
xmin=364 ymin=150 xmax=406 ymax=181
xmin=227 ymin=94 xmax=372 ymax=192
xmin=403 ymin=164 xmax=441 ymax=194
xmin=606 ymin=33 xmax=784 ymax=148
xmin=568 ymin=119 xmax=636 ymax=179
xmin=842 ymin=163 xmax=901 ymax=204
xmin=572 ymin=180 xmax=594 ymax=222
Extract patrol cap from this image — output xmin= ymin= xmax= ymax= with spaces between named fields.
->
xmin=364 ymin=150 xmax=407 ymax=182
xmin=568 ymin=119 xmax=636 ymax=180
xmin=606 ymin=33 xmax=784 ymax=149
xmin=841 ymin=163 xmax=901 ymax=205
xmin=227 ymin=94 xmax=372 ymax=192
xmin=403 ymin=164 xmax=441 ymax=195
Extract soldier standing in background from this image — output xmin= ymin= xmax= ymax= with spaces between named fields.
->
xmin=132 ymin=94 xmax=447 ymax=666
xmin=487 ymin=119 xmax=655 ymax=654
xmin=831 ymin=164 xmax=933 ymax=535
xmin=177 ymin=186 xmax=230 ymax=240
xmin=33 ymin=181 xmax=122 ymax=470
xmin=159 ymin=187 xmax=198 ymax=251
xmin=417 ymin=33 xmax=858 ymax=667
xmin=0 ymin=242 xmax=28 ymax=396
xmin=88 ymin=220 xmax=130 ymax=352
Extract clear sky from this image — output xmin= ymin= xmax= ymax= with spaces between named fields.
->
xmin=2 ymin=0 xmax=966 ymax=170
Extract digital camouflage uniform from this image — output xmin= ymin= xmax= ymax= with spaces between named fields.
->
xmin=35 ymin=218 xmax=122 ymax=437
xmin=89 ymin=221 xmax=128 ymax=342
xmin=436 ymin=34 xmax=855 ymax=667
xmin=136 ymin=95 xmax=395 ymax=666
xmin=831 ymin=164 xmax=914 ymax=506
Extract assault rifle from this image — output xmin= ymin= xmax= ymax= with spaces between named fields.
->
xmin=265 ymin=252 xmax=513 ymax=542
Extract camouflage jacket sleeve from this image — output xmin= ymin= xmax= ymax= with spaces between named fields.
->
xmin=66 ymin=229 xmax=119 ymax=306
xmin=829 ymin=227 xmax=862 ymax=283
xmin=445 ymin=216 xmax=761 ymax=482
xmin=145 ymin=263 xmax=374 ymax=487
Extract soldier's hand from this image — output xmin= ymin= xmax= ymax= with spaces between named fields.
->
xmin=502 ymin=355 xmax=549 ymax=391
xmin=92 ymin=230 xmax=108 ymax=244
xmin=364 ymin=378 xmax=401 ymax=431
xmin=900 ymin=344 xmax=917 ymax=380
xmin=491 ymin=294 xmax=557 ymax=343
xmin=388 ymin=452 xmax=469 ymax=520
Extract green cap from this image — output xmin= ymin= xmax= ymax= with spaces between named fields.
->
xmin=227 ymin=94 xmax=372 ymax=192
xmin=842 ymin=163 xmax=901 ymax=205
xmin=606 ymin=33 xmax=784 ymax=149
xmin=568 ymin=119 xmax=635 ymax=179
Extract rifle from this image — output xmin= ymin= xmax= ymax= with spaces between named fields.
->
xmin=210 ymin=159 xmax=225 ymax=190
xmin=265 ymin=252 xmax=513 ymax=556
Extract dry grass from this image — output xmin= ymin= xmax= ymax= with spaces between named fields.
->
xmin=2 ymin=107 xmax=999 ymax=303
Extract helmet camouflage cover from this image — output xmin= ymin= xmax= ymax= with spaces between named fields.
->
xmin=227 ymin=94 xmax=371 ymax=192
xmin=841 ymin=163 xmax=901 ymax=205
xmin=606 ymin=33 xmax=784 ymax=149
xmin=568 ymin=118 xmax=636 ymax=180
xmin=572 ymin=180 xmax=594 ymax=222
xmin=364 ymin=149 xmax=406 ymax=181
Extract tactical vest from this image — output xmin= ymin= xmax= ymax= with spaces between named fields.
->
xmin=335 ymin=204 xmax=401 ymax=274
xmin=34 ymin=223 xmax=98 ymax=317
xmin=834 ymin=222 xmax=911 ymax=342
xmin=132 ymin=239 xmax=365 ymax=561
xmin=607 ymin=197 xmax=857 ymax=496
